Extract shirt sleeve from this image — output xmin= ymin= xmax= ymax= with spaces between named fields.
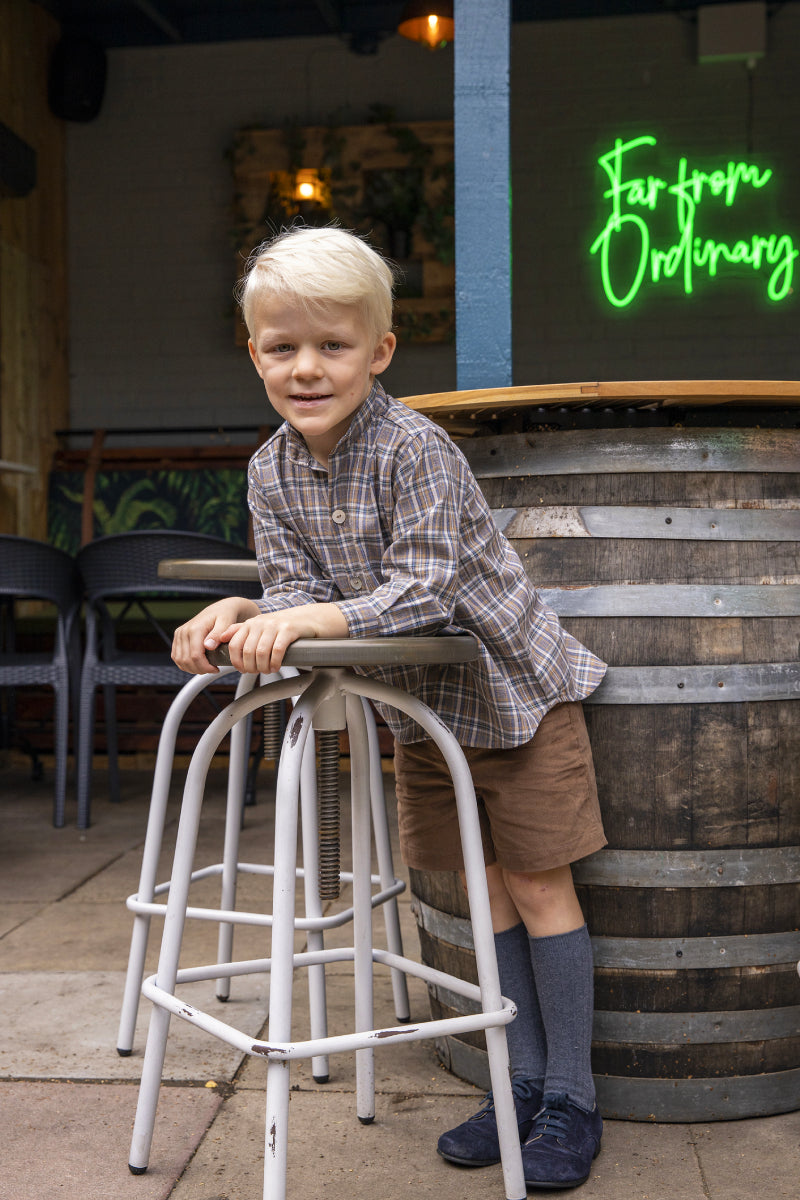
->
xmin=336 ymin=431 xmax=471 ymax=638
xmin=248 ymin=474 xmax=340 ymax=612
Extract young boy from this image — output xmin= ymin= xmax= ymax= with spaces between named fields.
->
xmin=172 ymin=224 xmax=607 ymax=1190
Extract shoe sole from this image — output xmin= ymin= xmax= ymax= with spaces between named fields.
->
xmin=523 ymin=1142 xmax=601 ymax=1190
xmin=437 ymin=1148 xmax=500 ymax=1168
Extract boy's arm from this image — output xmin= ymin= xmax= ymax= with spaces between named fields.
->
xmin=172 ymin=595 xmax=261 ymax=673
xmin=336 ymin=434 xmax=480 ymax=639
xmin=223 ymin=601 xmax=348 ymax=675
xmin=244 ymin=433 xmax=485 ymax=652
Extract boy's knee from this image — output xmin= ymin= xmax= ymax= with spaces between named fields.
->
xmin=502 ymin=865 xmax=585 ymax=936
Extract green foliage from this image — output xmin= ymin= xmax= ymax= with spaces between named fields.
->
xmin=47 ymin=468 xmax=250 ymax=554
xmin=93 ymin=478 xmax=177 ymax=534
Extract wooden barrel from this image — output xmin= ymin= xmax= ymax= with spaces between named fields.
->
xmin=409 ymin=408 xmax=800 ymax=1122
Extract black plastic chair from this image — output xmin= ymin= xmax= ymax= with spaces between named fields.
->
xmin=0 ymin=535 xmax=82 ymax=827
xmin=75 ymin=530 xmax=263 ymax=829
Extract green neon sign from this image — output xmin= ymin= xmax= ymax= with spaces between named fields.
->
xmin=590 ymin=135 xmax=798 ymax=308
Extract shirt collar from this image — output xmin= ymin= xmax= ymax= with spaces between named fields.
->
xmin=331 ymin=380 xmax=389 ymax=455
xmin=282 ymin=380 xmax=389 ymax=468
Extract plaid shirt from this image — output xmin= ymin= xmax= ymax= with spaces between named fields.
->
xmin=248 ymin=382 xmax=606 ymax=746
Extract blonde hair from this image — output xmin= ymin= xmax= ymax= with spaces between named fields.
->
xmin=238 ymin=225 xmax=395 ymax=344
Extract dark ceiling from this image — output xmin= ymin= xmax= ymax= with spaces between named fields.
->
xmin=36 ymin=1 xmax=770 ymax=52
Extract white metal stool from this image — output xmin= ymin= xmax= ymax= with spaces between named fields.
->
xmin=116 ymin=663 xmax=410 ymax=1082
xmin=128 ymin=636 xmax=526 ymax=1200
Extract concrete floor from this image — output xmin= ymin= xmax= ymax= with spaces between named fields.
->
xmin=1 ymin=755 xmax=799 ymax=1200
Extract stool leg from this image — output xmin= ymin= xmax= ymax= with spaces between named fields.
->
xmin=216 ymin=674 xmax=259 ymax=1000
xmin=449 ymin=736 xmax=526 ymax=1200
xmin=344 ymin=675 xmax=526 ymax=1200
xmin=346 ymin=697 xmax=376 ymax=1125
xmin=128 ymin=746 xmax=209 ymax=1173
xmin=299 ymin=728 xmax=331 ymax=1083
xmin=118 ymin=672 xmax=227 ymax=1055
xmin=362 ymin=698 xmax=410 ymax=1023
xmin=263 ymin=680 xmax=317 ymax=1200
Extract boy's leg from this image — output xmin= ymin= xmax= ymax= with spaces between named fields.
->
xmin=394 ymin=711 xmax=605 ymax=1181
xmin=436 ymin=906 xmax=545 ymax=1166
xmin=438 ymin=862 xmax=597 ymax=1173
xmin=503 ymin=865 xmax=603 ymax=1189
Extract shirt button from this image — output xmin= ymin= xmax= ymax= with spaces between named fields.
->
xmin=331 ymin=508 xmax=346 ymax=524
xmin=350 ymin=576 xmax=363 ymax=591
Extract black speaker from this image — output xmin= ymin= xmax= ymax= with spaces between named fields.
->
xmin=48 ymin=36 xmax=107 ymax=123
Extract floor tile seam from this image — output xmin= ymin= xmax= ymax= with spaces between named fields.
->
xmin=0 ymin=905 xmax=53 ymax=936
xmin=43 ymin=848 xmax=135 ymax=902
xmin=0 ymin=1074 xmax=226 ymax=1088
xmin=687 ymin=1124 xmax=714 ymax=1199
xmin=232 ymin=1079 xmax=484 ymax=1097
xmin=0 ymin=967 xmax=131 ymax=976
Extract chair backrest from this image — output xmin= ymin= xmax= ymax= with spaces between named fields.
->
xmin=75 ymin=530 xmax=262 ymax=602
xmin=0 ymin=535 xmax=82 ymax=617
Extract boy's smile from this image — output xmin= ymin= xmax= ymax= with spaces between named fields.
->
xmin=248 ymin=298 xmax=396 ymax=465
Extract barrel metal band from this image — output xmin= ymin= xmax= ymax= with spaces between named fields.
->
xmin=537 ymin=584 xmax=800 ymax=618
xmin=572 ymin=846 xmax=800 ymax=888
xmin=592 ymin=930 xmax=800 ymax=970
xmin=413 ymin=898 xmax=475 ymax=950
xmin=595 ymin=1068 xmax=800 ymax=1122
xmin=414 ymin=899 xmax=800 ymax=968
xmin=431 ymin=981 xmax=800 ymax=1045
xmin=586 ymin=662 xmax=800 ymax=704
xmin=593 ymin=1004 xmax=800 ymax=1045
xmin=435 ymin=1040 xmax=800 ymax=1121
xmin=466 ymin=428 xmax=800 ymax=479
xmin=494 ymin=506 xmax=800 ymax=542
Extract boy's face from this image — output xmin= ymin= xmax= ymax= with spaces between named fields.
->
xmin=248 ymin=297 xmax=396 ymax=465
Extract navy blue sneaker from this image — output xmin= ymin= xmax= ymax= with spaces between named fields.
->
xmin=437 ymin=1077 xmax=543 ymax=1167
xmin=521 ymin=1092 xmax=603 ymax=1189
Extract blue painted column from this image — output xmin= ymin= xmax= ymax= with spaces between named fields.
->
xmin=454 ymin=0 xmax=512 ymax=388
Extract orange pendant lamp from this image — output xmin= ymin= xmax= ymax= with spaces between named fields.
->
xmin=397 ymin=1 xmax=455 ymax=50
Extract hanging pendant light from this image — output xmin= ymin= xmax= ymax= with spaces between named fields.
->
xmin=397 ymin=1 xmax=454 ymax=50
xmin=293 ymin=169 xmax=325 ymax=205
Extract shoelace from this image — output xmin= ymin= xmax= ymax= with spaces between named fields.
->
xmin=471 ymin=1077 xmax=540 ymax=1121
xmin=529 ymin=1104 xmax=570 ymax=1141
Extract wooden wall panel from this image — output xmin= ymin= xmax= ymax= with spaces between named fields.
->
xmin=0 ymin=0 xmax=68 ymax=538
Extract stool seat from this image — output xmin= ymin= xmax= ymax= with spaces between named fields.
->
xmin=211 ymin=633 xmax=479 ymax=668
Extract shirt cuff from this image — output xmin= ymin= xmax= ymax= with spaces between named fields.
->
xmin=335 ymin=597 xmax=391 ymax=639
xmin=254 ymin=592 xmax=318 ymax=615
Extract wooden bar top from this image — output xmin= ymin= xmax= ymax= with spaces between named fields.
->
xmin=400 ymin=380 xmax=800 ymax=420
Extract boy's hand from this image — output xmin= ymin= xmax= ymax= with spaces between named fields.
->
xmin=172 ymin=596 xmax=261 ymax=674
xmin=226 ymin=602 xmax=349 ymax=675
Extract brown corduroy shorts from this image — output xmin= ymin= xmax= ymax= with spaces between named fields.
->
xmin=393 ymin=701 xmax=606 ymax=873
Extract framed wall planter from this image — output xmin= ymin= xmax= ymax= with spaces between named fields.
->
xmin=230 ymin=119 xmax=455 ymax=345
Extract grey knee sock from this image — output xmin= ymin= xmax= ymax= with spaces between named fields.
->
xmin=527 ymin=923 xmax=596 ymax=1111
xmin=494 ymin=923 xmax=546 ymax=1089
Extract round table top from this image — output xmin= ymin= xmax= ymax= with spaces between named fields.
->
xmin=159 ymin=558 xmax=259 ymax=581
xmin=207 ymin=635 xmax=479 ymax=669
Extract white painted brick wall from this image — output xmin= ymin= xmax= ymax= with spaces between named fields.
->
xmin=67 ymin=34 xmax=456 ymax=437
xmin=66 ymin=12 xmax=800 ymax=440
